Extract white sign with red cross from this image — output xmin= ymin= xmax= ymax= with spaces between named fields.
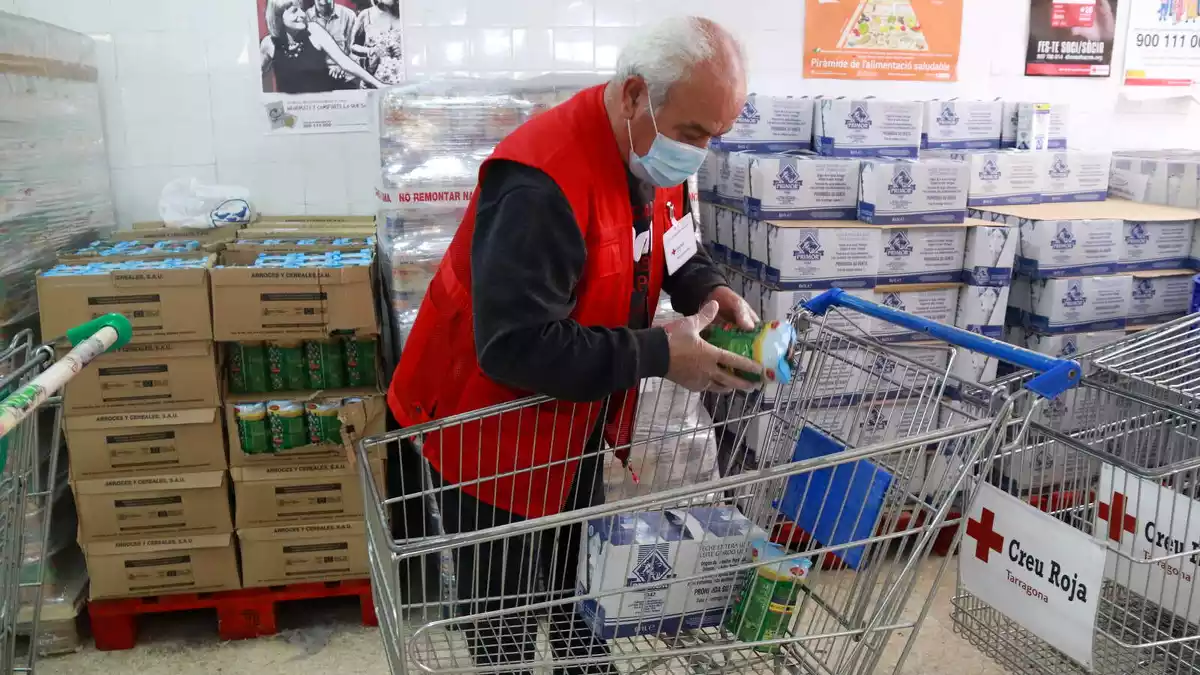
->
xmin=960 ymin=483 xmax=1106 ymax=669
xmin=1098 ymin=464 xmax=1200 ymax=624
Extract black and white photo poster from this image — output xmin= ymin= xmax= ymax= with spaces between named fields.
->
xmin=257 ymin=0 xmax=404 ymax=133
xmin=1025 ymin=0 xmax=1119 ymax=76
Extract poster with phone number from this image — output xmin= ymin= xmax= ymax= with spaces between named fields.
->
xmin=803 ymin=0 xmax=963 ymax=82
xmin=1025 ymin=0 xmax=1118 ymax=77
xmin=1124 ymin=0 xmax=1200 ymax=87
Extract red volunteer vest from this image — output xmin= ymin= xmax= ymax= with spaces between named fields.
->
xmin=387 ymin=85 xmax=684 ymax=518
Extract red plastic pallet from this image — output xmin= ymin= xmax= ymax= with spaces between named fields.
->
xmin=87 ymin=579 xmax=378 ymax=651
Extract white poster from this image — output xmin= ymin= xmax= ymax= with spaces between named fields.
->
xmin=1123 ymin=0 xmax=1200 ymax=87
xmin=1099 ymin=464 xmax=1200 ymax=624
xmin=257 ymin=0 xmax=404 ymax=133
xmin=960 ymin=483 xmax=1105 ymax=669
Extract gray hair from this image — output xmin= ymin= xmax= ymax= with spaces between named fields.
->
xmin=612 ymin=16 xmax=744 ymax=107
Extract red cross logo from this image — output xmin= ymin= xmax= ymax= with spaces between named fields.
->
xmin=1098 ymin=491 xmax=1137 ymax=543
xmin=966 ymin=508 xmax=1005 ymax=563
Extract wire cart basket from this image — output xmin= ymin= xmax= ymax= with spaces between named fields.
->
xmin=357 ymin=288 xmax=1082 ymax=675
xmin=0 ymin=315 xmax=131 ymax=674
xmin=951 ymin=312 xmax=1200 ymax=675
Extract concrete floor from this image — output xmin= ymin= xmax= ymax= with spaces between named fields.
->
xmin=36 ymin=557 xmax=1007 ymax=675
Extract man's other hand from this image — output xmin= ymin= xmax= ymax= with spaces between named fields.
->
xmin=706 ymin=285 xmax=758 ymax=331
xmin=662 ymin=301 xmax=762 ymax=393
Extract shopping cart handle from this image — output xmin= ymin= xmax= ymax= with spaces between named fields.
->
xmin=802 ymin=288 xmax=1081 ymax=399
xmin=66 ymin=314 xmax=133 ymax=353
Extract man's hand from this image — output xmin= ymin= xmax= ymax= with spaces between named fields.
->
xmin=706 ymin=286 xmax=758 ymax=331
xmin=663 ymin=301 xmax=762 ymax=393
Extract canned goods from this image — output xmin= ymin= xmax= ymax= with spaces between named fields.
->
xmin=267 ymin=400 xmax=308 ymax=451
xmin=304 ymin=339 xmax=347 ymax=389
xmin=234 ymin=403 xmax=271 ymax=454
xmin=228 ymin=342 xmax=268 ymax=393
xmin=726 ymin=540 xmax=812 ymax=653
xmin=343 ymin=336 xmax=378 ymax=387
xmin=267 ymin=340 xmax=306 ymax=391
xmin=305 ymin=399 xmax=343 ymax=444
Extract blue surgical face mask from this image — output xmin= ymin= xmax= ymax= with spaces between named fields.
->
xmin=627 ymin=98 xmax=709 ymax=188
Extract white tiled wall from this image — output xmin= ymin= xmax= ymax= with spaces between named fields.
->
xmin=9 ymin=0 xmax=1200 ymax=226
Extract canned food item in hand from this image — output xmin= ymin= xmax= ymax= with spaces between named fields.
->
xmin=704 ymin=320 xmax=797 ymax=384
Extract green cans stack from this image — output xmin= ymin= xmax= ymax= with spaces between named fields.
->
xmin=343 ymin=336 xmax=377 ymax=387
xmin=234 ymin=403 xmax=270 ymax=454
xmin=725 ymin=539 xmax=812 ymax=653
xmin=267 ymin=400 xmax=308 ymax=451
xmin=305 ymin=399 xmax=343 ymax=444
xmin=304 ymin=339 xmax=346 ymax=389
xmin=228 ymin=342 xmax=269 ymax=393
xmin=267 ymin=340 xmax=306 ymax=391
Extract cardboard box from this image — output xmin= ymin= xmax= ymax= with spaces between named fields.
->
xmin=961 ymin=219 xmax=1016 ymax=286
xmin=727 ymin=210 xmax=748 ymax=270
xmin=238 ymin=520 xmax=367 ymax=588
xmin=114 ymin=223 xmax=243 ymax=244
xmin=814 ymin=99 xmax=922 ymax=158
xmin=38 ymin=259 xmax=214 ymax=344
xmin=1026 ymin=330 xmax=1128 ymax=358
xmin=1122 ymin=218 xmax=1196 ymax=271
xmin=1109 ymin=156 xmax=1200 ymax=208
xmin=1001 ymin=102 xmax=1069 ymax=150
xmin=83 ymin=533 xmax=240 ymax=600
xmin=710 ymin=204 xmax=731 ymax=263
xmin=759 ymin=287 xmax=873 ymax=326
xmin=955 ymin=284 xmax=1009 ymax=339
xmin=744 ymin=154 xmax=859 ymax=221
xmin=1012 ymin=275 xmax=1132 ymax=334
xmin=927 ymin=150 xmax=1045 ymax=207
xmin=66 ymin=408 xmax=226 ymax=480
xmin=209 ymin=263 xmax=379 ymax=341
xmin=762 ymin=221 xmax=880 ymax=290
xmin=63 ymin=341 xmax=221 ymax=414
xmin=921 ymin=100 xmax=1003 ymax=150
xmin=858 ymin=158 xmax=969 ymax=225
xmin=875 ymin=223 xmax=967 ymax=284
xmin=221 ymin=240 xmax=373 ymax=266
xmin=713 ymin=95 xmax=814 ymax=153
xmin=73 ymin=470 xmax=233 ymax=542
xmin=1128 ymin=270 xmax=1193 ymax=325
xmin=1043 ymin=151 xmax=1111 ymax=203
xmin=714 ymin=150 xmax=750 ymax=211
xmin=697 ymin=151 xmax=720 ymax=200
xmin=239 ymin=216 xmax=375 ymax=239
xmin=780 ymin=343 xmax=950 ymax=406
xmin=868 ymin=283 xmax=960 ymax=343
xmin=225 ymin=392 xmax=386 ymax=467
xmin=230 ymin=458 xmax=383 ymax=528
xmin=974 ymin=204 xmax=1125 ymax=278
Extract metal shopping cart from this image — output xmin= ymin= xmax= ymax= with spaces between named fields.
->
xmin=356 ymin=288 xmax=1082 ymax=675
xmin=0 ymin=315 xmax=131 ymax=673
xmin=951 ymin=313 xmax=1200 ymax=675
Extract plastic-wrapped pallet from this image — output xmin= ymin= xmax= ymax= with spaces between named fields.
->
xmin=0 ymin=14 xmax=116 ymax=336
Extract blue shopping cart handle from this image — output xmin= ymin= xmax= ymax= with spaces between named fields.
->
xmin=803 ymin=288 xmax=1081 ymax=399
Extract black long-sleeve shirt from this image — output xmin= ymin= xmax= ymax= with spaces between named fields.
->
xmin=471 ymin=160 xmax=728 ymax=402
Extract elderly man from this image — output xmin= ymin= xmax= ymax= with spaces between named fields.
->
xmin=387 ymin=16 xmax=758 ymax=674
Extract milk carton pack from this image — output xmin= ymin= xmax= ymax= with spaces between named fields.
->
xmin=699 ymin=202 xmax=717 ymax=252
xmin=1109 ymin=154 xmax=1200 ymax=208
xmin=1001 ymin=102 xmax=1069 ymax=150
xmin=961 ymin=220 xmax=1016 ymax=286
xmin=728 ymin=210 xmax=749 ymax=270
xmin=921 ymin=100 xmax=1003 ymax=150
xmin=858 ymin=158 xmax=969 ymax=225
xmin=780 ymin=343 xmax=950 ymax=407
xmin=1018 ymin=275 xmax=1133 ymax=333
xmin=745 ymin=218 xmax=768 ymax=279
xmin=713 ymin=95 xmax=814 ymax=153
xmin=947 ymin=150 xmax=1046 ymax=207
xmin=868 ymin=283 xmax=961 ymax=343
xmin=697 ymin=151 xmax=721 ymax=200
xmin=715 ymin=151 xmax=750 ymax=211
xmin=955 ymin=284 xmax=1010 ymax=338
xmin=1026 ymin=330 xmax=1127 ymax=359
xmin=813 ymin=99 xmax=922 ymax=159
xmin=1042 ymin=151 xmax=1111 ymax=203
xmin=761 ymin=287 xmax=874 ymax=333
xmin=1128 ymin=270 xmax=1194 ymax=325
xmin=577 ymin=508 xmax=768 ymax=639
xmin=875 ymin=224 xmax=968 ymax=284
xmin=1191 ymin=226 xmax=1200 ymax=269
xmin=763 ymin=222 xmax=880 ymax=289
xmin=744 ymin=155 xmax=860 ymax=220
xmin=711 ymin=206 xmax=731 ymax=263
xmin=1121 ymin=218 xmax=1195 ymax=271
xmin=1014 ymin=217 xmax=1124 ymax=277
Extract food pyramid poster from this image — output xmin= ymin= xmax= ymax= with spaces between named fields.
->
xmin=804 ymin=0 xmax=964 ymax=81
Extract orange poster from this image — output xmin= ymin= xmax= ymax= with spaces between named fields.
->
xmin=803 ymin=0 xmax=964 ymax=81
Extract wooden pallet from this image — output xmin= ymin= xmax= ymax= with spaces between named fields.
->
xmin=87 ymin=579 xmax=377 ymax=651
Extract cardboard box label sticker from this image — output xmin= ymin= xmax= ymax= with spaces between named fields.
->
xmin=112 ymin=495 xmax=187 ymax=532
xmin=105 ymin=429 xmax=178 ymax=468
xmin=281 ymin=541 xmax=354 ymax=575
xmin=123 ymin=553 xmax=196 ymax=593
xmin=275 ymin=483 xmax=344 ymax=517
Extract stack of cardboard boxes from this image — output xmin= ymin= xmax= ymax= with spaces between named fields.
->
xmin=37 ymin=217 xmax=389 ymax=600
xmin=211 ymin=217 xmax=387 ymax=589
xmin=41 ymin=223 xmax=237 ymax=600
